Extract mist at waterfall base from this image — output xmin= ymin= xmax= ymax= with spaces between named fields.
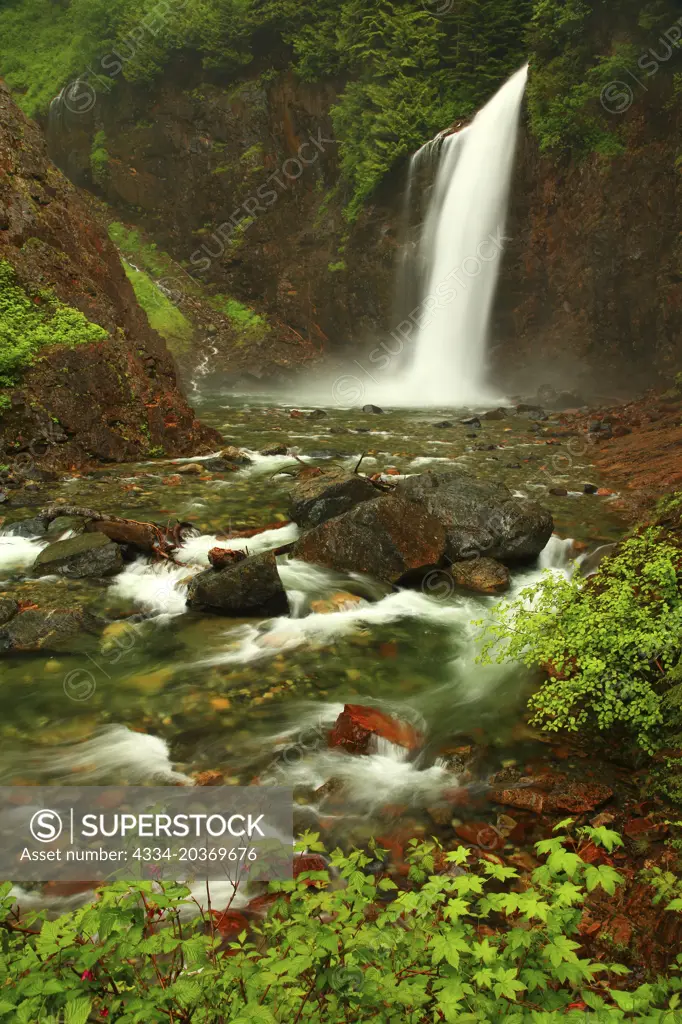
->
xmin=295 ymin=64 xmax=529 ymax=412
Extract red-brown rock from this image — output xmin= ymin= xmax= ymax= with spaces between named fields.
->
xmin=208 ymin=547 xmax=247 ymax=570
xmin=548 ymin=781 xmax=613 ymax=814
xmin=455 ymin=822 xmax=505 ymax=851
xmin=293 ymin=854 xmax=328 ymax=884
xmin=328 ymin=704 xmax=423 ymax=754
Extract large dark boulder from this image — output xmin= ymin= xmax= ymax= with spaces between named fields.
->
xmin=289 ymin=469 xmax=378 ymax=529
xmin=292 ymin=495 xmax=447 ymax=584
xmin=396 ymin=470 xmax=553 ymax=564
xmin=186 ymin=551 xmax=289 ymax=617
xmin=0 ymin=608 xmax=100 ymax=653
xmin=33 ymin=532 xmax=123 ymax=578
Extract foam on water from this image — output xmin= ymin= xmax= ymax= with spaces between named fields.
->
xmin=42 ymin=725 xmax=193 ymax=785
xmin=0 ymin=535 xmax=47 ymax=574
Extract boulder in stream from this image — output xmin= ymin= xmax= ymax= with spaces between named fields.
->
xmin=34 ymin=532 xmax=123 ymax=578
xmin=395 ymin=469 xmax=553 ymax=565
xmin=0 ymin=607 xmax=100 ymax=653
xmin=186 ymin=550 xmax=289 ymax=616
xmin=289 ymin=468 xmax=378 ymax=529
xmin=292 ymin=494 xmax=447 ymax=584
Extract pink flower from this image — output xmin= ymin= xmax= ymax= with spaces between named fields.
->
xmin=80 ymin=970 xmax=94 ymax=982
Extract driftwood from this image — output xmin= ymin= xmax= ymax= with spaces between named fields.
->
xmin=36 ymin=505 xmax=198 ymax=560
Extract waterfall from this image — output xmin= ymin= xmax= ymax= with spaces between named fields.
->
xmin=373 ymin=64 xmax=528 ymax=408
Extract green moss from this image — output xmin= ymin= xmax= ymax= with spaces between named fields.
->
xmin=209 ymin=293 xmax=270 ymax=347
xmin=121 ymin=262 xmax=193 ymax=355
xmin=108 ymin=222 xmax=171 ymax=280
xmin=327 ymin=260 xmax=346 ymax=273
xmin=0 ymin=260 xmax=108 ymax=386
xmin=90 ymin=129 xmax=109 ymax=186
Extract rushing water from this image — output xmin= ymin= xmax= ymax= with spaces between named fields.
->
xmin=0 ymin=397 xmax=625 ymax=847
xmin=351 ymin=65 xmax=529 ymax=409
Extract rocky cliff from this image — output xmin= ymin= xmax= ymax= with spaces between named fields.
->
xmin=42 ymin=63 xmax=682 ymax=398
xmin=0 ymin=78 xmax=219 ymax=469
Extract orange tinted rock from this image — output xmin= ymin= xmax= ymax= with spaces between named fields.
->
xmin=329 ymin=704 xmax=423 ymax=754
xmin=547 ymin=781 xmax=612 ymax=813
xmin=210 ymin=909 xmax=249 ymax=939
xmin=455 ymin=822 xmax=505 ymax=851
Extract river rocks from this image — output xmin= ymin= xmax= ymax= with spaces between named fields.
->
xmin=33 ymin=532 xmax=123 ymax=578
xmin=434 ymin=421 xmax=453 ymax=428
xmin=0 ymin=598 xmax=18 ymax=626
xmin=289 ymin=468 xmax=378 ymax=528
xmin=395 ymin=470 xmax=553 ymax=564
xmin=448 ymin=557 xmax=510 ymax=594
xmin=260 ymin=442 xmax=288 ymax=456
xmin=177 ymin=463 xmax=205 ymax=475
xmin=219 ymin=446 xmax=253 ymax=466
xmin=0 ymin=607 xmax=100 ymax=653
xmin=308 ymin=408 xmax=327 ymax=419
xmin=455 ymin=821 xmax=505 ymax=850
xmin=205 ymin=457 xmax=240 ymax=473
xmin=293 ymin=495 xmax=447 ymax=584
xmin=490 ymin=778 xmax=613 ymax=815
xmin=483 ymin=408 xmax=508 ymax=420
xmin=583 ymin=482 xmax=599 ymax=494
xmin=362 ymin=404 xmax=384 ymax=414
xmin=549 ymin=486 xmax=568 ymax=497
xmin=186 ymin=550 xmax=289 ymax=616
xmin=460 ymin=416 xmax=481 ymax=428
xmin=208 ymin=547 xmax=247 ymax=569
xmin=4 ymin=517 xmax=48 ymax=538
xmin=328 ymin=704 xmax=422 ymax=754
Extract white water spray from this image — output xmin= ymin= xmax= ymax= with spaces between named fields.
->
xmin=370 ymin=64 xmax=528 ymax=408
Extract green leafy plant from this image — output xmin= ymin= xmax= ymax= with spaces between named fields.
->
xmin=0 ymin=826 xmax=680 ymax=1021
xmin=477 ymin=525 xmax=682 ymax=752
xmin=0 ymin=260 xmax=108 ymax=386
xmin=209 ymin=293 xmax=270 ymax=346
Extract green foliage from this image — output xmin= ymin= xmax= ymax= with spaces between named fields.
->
xmin=89 ymin=129 xmax=109 ymax=186
xmin=108 ymin=222 xmax=176 ymax=281
xmin=209 ymin=293 xmax=270 ymax=346
xmin=0 ymin=260 xmax=108 ymax=386
xmin=121 ymin=263 xmax=193 ymax=354
xmin=477 ymin=525 xmax=682 ymax=752
xmin=1 ymin=827 xmax=681 ymax=1021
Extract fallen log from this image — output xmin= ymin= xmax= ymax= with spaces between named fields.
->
xmin=36 ymin=505 xmax=198 ymax=560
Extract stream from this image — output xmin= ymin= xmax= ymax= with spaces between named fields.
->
xmin=0 ymin=388 xmax=627 ymax=903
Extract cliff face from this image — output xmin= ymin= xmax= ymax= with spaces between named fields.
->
xmin=494 ymin=89 xmax=682 ymax=397
xmin=0 ymin=79 xmax=219 ymax=468
xmin=43 ymin=64 xmax=682 ymax=397
xmin=46 ymin=63 xmax=399 ymax=371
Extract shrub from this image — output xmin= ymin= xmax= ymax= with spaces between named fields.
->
xmin=209 ymin=294 xmax=270 ymax=346
xmin=477 ymin=524 xmax=682 ymax=753
xmin=0 ymin=260 xmax=108 ymax=386
xmin=0 ymin=825 xmax=680 ymax=1021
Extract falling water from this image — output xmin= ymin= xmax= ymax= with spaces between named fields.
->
xmin=372 ymin=64 xmax=528 ymax=408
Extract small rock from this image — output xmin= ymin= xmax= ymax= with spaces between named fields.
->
xmin=505 ymin=463 xmax=521 ymax=470
xmin=4 ymin=517 xmax=48 ymax=538
xmin=290 ymin=410 xmax=304 ymax=419
xmin=208 ymin=547 xmax=247 ymax=570
xmin=448 ymin=557 xmax=510 ymax=594
xmin=597 ymin=487 xmax=614 ymax=497
xmin=328 ymin=704 xmax=422 ymax=754
xmin=434 ymin=421 xmax=453 ymax=428
xmin=308 ymin=409 xmax=328 ymax=419
xmin=588 ymin=420 xmax=602 ymax=433
xmin=177 ymin=463 xmax=204 ymax=475
xmin=613 ymin=425 xmax=631 ymax=438
xmin=483 ymin=408 xmax=507 ymax=421
xmin=583 ymin=483 xmax=598 ymax=495
xmin=219 ymin=446 xmax=253 ymax=466
xmin=460 ymin=416 xmax=482 ymax=428
xmin=455 ymin=821 xmax=505 ymax=851
xmin=362 ymin=404 xmax=384 ymax=414
xmin=0 ymin=597 xmax=18 ymax=626
xmin=310 ymin=592 xmax=363 ymax=614
xmin=33 ymin=533 xmax=123 ymax=578
xmin=549 ymin=486 xmax=568 ymax=497
xmin=204 ymin=457 xmax=239 ymax=473
xmin=260 ymin=443 xmax=288 ymax=456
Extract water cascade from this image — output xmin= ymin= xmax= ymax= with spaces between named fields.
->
xmin=372 ymin=64 xmax=528 ymax=408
